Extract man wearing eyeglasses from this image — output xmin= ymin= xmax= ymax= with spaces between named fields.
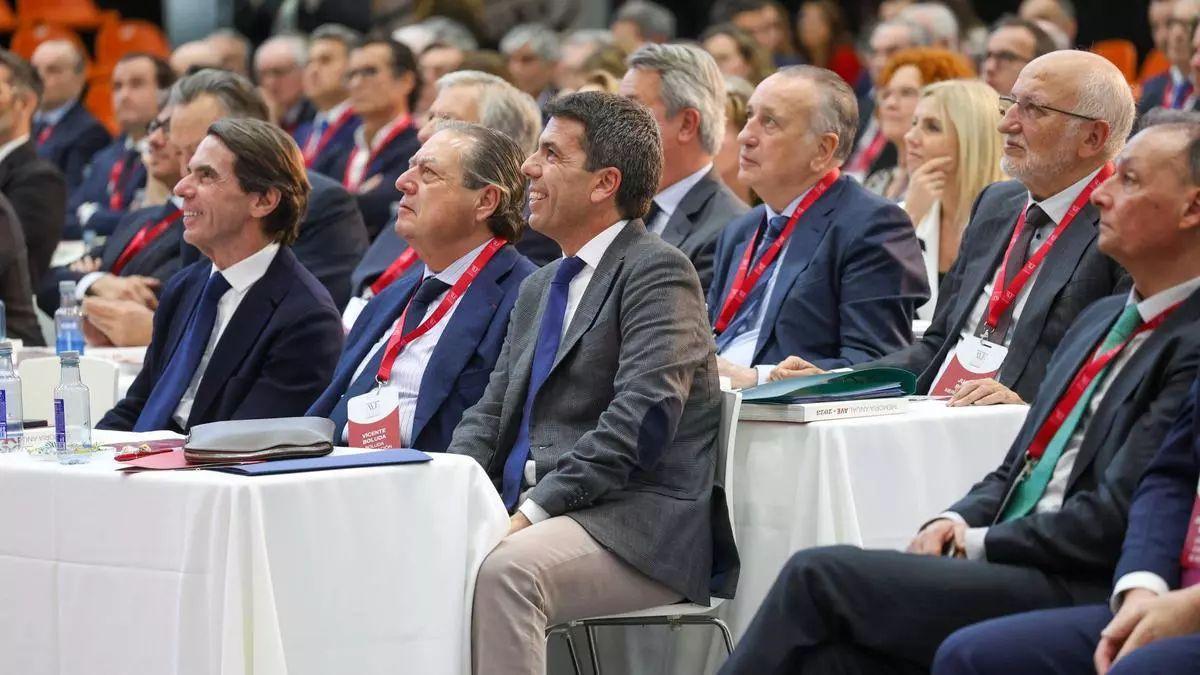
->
xmin=981 ymin=16 xmax=1056 ymax=97
xmin=1138 ymin=0 xmax=1200 ymax=118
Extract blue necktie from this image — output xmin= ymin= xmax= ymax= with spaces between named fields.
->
xmin=715 ymin=214 xmax=789 ymax=351
xmin=134 ymin=271 xmax=232 ymax=431
xmin=1173 ymin=81 xmax=1195 ymax=109
xmin=330 ymin=276 xmax=450 ymax=431
xmin=500 ymin=256 xmax=587 ymax=510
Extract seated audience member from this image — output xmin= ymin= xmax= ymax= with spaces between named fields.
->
xmin=169 ymin=41 xmax=220 ymax=77
xmin=452 ymin=92 xmax=735 ymax=673
xmin=711 ymin=65 xmax=929 ymax=389
xmin=899 ymin=2 xmax=962 ymax=52
xmin=620 ymin=43 xmax=748 ymax=292
xmin=711 ymin=0 xmax=800 ymax=68
xmin=0 ymin=192 xmax=40 ymax=345
xmin=721 ymin=113 xmax=1200 ymax=675
xmin=206 ymin=29 xmax=252 ymax=77
xmin=981 ymin=16 xmax=1056 ymax=97
xmin=330 ymin=38 xmax=422 ymax=240
xmin=930 ymin=112 xmax=1200 ymax=675
xmin=715 ymin=76 xmax=755 ymax=205
xmin=864 ymin=47 xmax=975 ymax=200
xmin=771 ymin=51 xmax=1133 ymax=406
xmin=610 ymin=0 xmax=676 ymax=53
xmin=309 ymin=123 xmax=536 ymax=451
xmin=700 ymin=23 xmax=774 ymax=85
xmin=349 ymin=70 xmax=551 ymax=307
xmin=42 ymin=105 xmax=184 ymax=318
xmin=173 ymin=69 xmax=369 ymax=310
xmin=254 ymin=34 xmax=314 ymax=135
xmin=795 ymin=0 xmax=863 ymax=86
xmin=295 ymin=24 xmax=362 ymax=177
xmin=844 ymin=17 xmax=931 ymax=180
xmin=1139 ymin=0 xmax=1200 ymax=118
xmin=416 ymin=41 xmax=467 ymax=115
xmin=499 ymin=24 xmax=560 ymax=109
xmin=98 ymin=118 xmax=342 ymax=432
xmin=902 ymin=80 xmax=1005 ymax=319
xmin=30 ymin=40 xmax=110 ymax=193
xmin=1019 ymin=0 xmax=1078 ymax=47
xmin=64 ymin=53 xmax=174 ymax=240
xmin=0 ymin=50 xmax=67 ymax=288
xmin=554 ymin=30 xmax=614 ymax=94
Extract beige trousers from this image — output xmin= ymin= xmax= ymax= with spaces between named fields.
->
xmin=470 ymin=515 xmax=682 ymax=674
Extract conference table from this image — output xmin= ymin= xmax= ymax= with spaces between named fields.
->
xmin=0 ymin=430 xmax=508 ymax=675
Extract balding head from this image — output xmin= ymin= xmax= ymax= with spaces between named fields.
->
xmin=170 ymin=41 xmax=220 ymax=77
xmin=999 ymin=50 xmax=1134 ymax=198
xmin=30 ymin=40 xmax=86 ymax=111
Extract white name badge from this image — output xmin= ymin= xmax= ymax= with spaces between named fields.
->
xmin=930 ymin=336 xmax=1009 ymax=397
xmin=341 ymin=296 xmax=369 ymax=334
xmin=346 ymin=386 xmax=402 ymax=449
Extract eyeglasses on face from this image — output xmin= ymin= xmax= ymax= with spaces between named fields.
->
xmin=998 ymin=94 xmax=1101 ymax=122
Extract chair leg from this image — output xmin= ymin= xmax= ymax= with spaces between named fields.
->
xmin=713 ymin=617 xmax=735 ymax=654
xmin=585 ymin=624 xmax=602 ymax=675
xmin=548 ymin=626 xmax=584 ymax=675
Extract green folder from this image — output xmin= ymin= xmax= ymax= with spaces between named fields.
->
xmin=741 ymin=367 xmax=918 ymax=404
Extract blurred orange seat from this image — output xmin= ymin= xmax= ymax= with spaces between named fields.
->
xmin=1139 ymin=49 xmax=1171 ymax=84
xmin=1091 ymin=39 xmax=1137 ymax=84
xmin=16 ymin=0 xmax=106 ymax=30
xmin=0 ymin=1 xmax=17 ymax=34
xmin=95 ymin=18 xmax=170 ymax=68
xmin=9 ymin=22 xmax=87 ymax=61
xmin=84 ymin=71 xmax=116 ymax=135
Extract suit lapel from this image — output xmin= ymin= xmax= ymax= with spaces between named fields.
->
xmin=410 ymin=248 xmax=516 ymax=441
xmin=344 ymin=273 xmax=422 ymax=387
xmin=551 ymin=221 xmax=638 ymax=373
xmin=948 ymin=188 xmax=1027 ymax=337
xmin=660 ymin=172 xmax=718 ymax=247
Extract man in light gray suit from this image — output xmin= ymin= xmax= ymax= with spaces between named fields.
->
xmin=619 ymin=43 xmax=748 ymax=292
xmin=450 ymin=91 xmax=735 ymax=674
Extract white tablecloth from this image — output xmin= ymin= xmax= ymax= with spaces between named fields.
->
xmin=581 ymin=400 xmax=1030 ymax=674
xmin=0 ymin=431 xmax=508 ymax=675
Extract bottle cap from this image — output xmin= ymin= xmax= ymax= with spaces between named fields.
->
xmin=0 ymin=340 xmax=11 ymax=354
xmin=59 ymin=350 xmax=80 ymax=364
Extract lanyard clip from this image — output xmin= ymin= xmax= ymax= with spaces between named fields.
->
xmin=1018 ymin=453 xmax=1036 ymax=482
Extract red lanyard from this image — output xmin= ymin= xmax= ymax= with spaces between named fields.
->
xmin=374 ymin=237 xmax=505 ymax=383
xmin=110 ymin=208 xmax=183 ymax=275
xmin=1024 ymin=302 xmax=1180 ymax=462
xmin=108 ymin=155 xmax=130 ymax=210
xmin=343 ymin=115 xmax=412 ymax=192
xmin=714 ymin=169 xmax=839 ymax=333
xmin=848 ymin=130 xmax=886 ymax=175
xmin=369 ymin=247 xmax=419 ymax=297
xmin=37 ymin=125 xmax=53 ymax=146
xmin=304 ymin=107 xmax=356 ymax=167
xmin=982 ymin=163 xmax=1113 ymax=338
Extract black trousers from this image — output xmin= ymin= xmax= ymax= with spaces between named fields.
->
xmin=718 ymin=545 xmax=1109 ymax=674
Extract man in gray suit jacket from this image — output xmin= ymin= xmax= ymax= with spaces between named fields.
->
xmin=619 ymin=43 xmax=748 ymax=292
xmin=450 ymin=91 xmax=734 ymax=675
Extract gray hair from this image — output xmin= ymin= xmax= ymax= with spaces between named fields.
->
xmin=421 ymin=16 xmax=479 ymax=52
xmin=613 ymin=0 xmax=677 ymax=42
xmin=168 ymin=68 xmax=270 ymax=121
xmin=1072 ymin=60 xmax=1135 ymax=160
xmin=1136 ymin=110 xmax=1200 ymax=185
xmin=777 ymin=65 xmax=859 ymax=163
xmin=899 ymin=3 xmax=959 ymax=49
xmin=255 ymin=33 xmax=308 ymax=68
xmin=436 ymin=70 xmax=543 ymax=154
xmin=499 ymin=23 xmax=561 ymax=62
xmin=433 ymin=120 xmax=528 ymax=241
xmin=627 ymin=43 xmax=727 ymax=155
xmin=311 ymin=23 xmax=363 ymax=52
xmin=873 ymin=18 xmax=932 ymax=47
xmin=562 ymin=29 xmax=614 ymax=51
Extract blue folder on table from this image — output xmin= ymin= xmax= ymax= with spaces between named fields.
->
xmin=212 ymin=448 xmax=432 ymax=475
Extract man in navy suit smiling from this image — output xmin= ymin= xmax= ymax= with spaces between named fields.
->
xmin=308 ymin=121 xmax=535 ymax=451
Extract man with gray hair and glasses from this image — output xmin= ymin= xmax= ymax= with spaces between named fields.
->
xmin=500 ymin=24 xmax=560 ymax=110
xmin=620 ymin=43 xmax=748 ymax=291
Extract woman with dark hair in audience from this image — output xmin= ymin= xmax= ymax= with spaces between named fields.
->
xmin=714 ymin=75 xmax=756 ymax=205
xmin=795 ymin=0 xmax=863 ymax=85
xmin=701 ymin=23 xmax=775 ymax=85
xmin=863 ymin=47 xmax=975 ymax=200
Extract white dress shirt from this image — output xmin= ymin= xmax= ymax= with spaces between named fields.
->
xmin=344 ymin=114 xmax=408 ymax=191
xmin=944 ymin=275 xmax=1200 ymax=562
xmin=519 ymin=220 xmax=628 ymax=524
xmin=339 ymin=240 xmax=488 ymax=444
xmin=719 ymin=189 xmax=811 ymax=385
xmin=929 ymin=167 xmax=1104 ymax=386
xmin=911 ymin=200 xmax=943 ymax=321
xmin=647 ymin=163 xmax=713 ymax=236
xmin=171 ymin=243 xmax=281 ymax=428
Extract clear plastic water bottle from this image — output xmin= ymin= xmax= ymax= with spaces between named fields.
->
xmin=0 ymin=341 xmax=21 ymax=452
xmin=55 ymin=281 xmax=85 ymax=355
xmin=54 ymin=350 xmax=91 ymax=461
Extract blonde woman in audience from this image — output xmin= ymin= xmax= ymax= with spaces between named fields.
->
xmin=901 ymin=79 xmax=1004 ymax=318
xmin=715 ymin=75 xmax=756 ymax=205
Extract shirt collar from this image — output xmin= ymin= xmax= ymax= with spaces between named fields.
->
xmin=36 ymin=99 xmax=76 ymax=126
xmin=653 ymin=163 xmax=713 ymax=220
xmin=764 ymin=186 xmax=813 ymax=222
xmin=423 ymin=238 xmax=492 ymax=285
xmin=1130 ymin=275 xmax=1200 ymax=322
xmin=315 ymin=99 xmax=352 ymax=127
xmin=1171 ymin=66 xmax=1188 ymax=86
xmin=574 ymin=220 xmax=628 ymax=270
xmin=0 ymin=134 xmax=29 ymax=165
xmin=210 ymin=242 xmax=281 ymax=293
xmin=1028 ymin=165 xmax=1103 ymax=225
xmin=354 ymin=113 xmax=409 ymax=152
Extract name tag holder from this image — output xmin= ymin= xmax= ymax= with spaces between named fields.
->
xmin=930 ymin=336 xmax=1008 ymax=397
xmin=346 ymin=386 xmax=402 ymax=449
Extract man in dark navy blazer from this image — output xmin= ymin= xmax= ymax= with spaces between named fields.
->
xmin=98 ymin=118 xmax=341 ymax=432
xmin=931 ymin=115 xmax=1200 ymax=675
xmin=294 ymin=24 xmax=362 ymax=178
xmin=63 ymin=53 xmax=173 ymax=240
xmin=309 ymin=122 xmax=535 ymax=452
xmin=30 ymin=40 xmax=110 ymax=193
xmin=329 ymin=38 xmax=422 ymax=240
xmin=710 ymin=65 xmax=928 ymax=389
xmin=1136 ymin=1 xmax=1200 ymax=119
xmin=721 ymin=113 xmax=1200 ymax=675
